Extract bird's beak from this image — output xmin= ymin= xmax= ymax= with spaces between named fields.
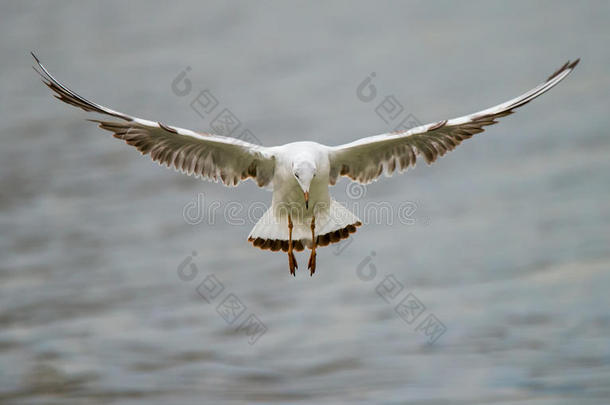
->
xmin=304 ymin=191 xmax=309 ymax=210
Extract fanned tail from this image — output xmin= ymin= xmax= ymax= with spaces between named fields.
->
xmin=248 ymin=200 xmax=362 ymax=251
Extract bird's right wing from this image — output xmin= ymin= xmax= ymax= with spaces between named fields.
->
xmin=328 ymin=59 xmax=579 ymax=185
xmin=33 ymin=53 xmax=275 ymax=187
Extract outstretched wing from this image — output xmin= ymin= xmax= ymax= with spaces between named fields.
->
xmin=329 ymin=59 xmax=579 ymax=185
xmin=32 ymin=53 xmax=275 ymax=187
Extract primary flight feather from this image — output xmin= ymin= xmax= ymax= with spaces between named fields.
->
xmin=32 ymin=53 xmax=579 ymax=276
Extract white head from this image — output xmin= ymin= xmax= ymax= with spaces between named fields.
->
xmin=292 ymin=159 xmax=316 ymax=209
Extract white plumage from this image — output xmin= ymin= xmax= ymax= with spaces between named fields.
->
xmin=32 ymin=53 xmax=578 ymax=275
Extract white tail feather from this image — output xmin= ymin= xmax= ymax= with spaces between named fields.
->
xmin=248 ymin=200 xmax=361 ymax=245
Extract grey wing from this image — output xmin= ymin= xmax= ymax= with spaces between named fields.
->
xmin=33 ymin=53 xmax=275 ymax=187
xmin=329 ymin=59 xmax=579 ymax=185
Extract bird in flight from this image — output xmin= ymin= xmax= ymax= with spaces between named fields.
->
xmin=32 ymin=53 xmax=578 ymax=276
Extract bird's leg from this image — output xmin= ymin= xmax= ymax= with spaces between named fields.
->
xmin=307 ymin=215 xmax=317 ymax=276
xmin=288 ymin=215 xmax=298 ymax=276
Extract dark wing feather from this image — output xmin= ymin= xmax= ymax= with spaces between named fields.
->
xmin=329 ymin=59 xmax=579 ymax=184
xmin=33 ymin=53 xmax=275 ymax=187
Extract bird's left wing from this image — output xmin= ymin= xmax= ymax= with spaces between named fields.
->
xmin=328 ymin=59 xmax=579 ymax=185
xmin=33 ymin=53 xmax=275 ymax=187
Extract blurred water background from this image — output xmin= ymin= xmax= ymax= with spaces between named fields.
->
xmin=1 ymin=1 xmax=609 ymax=403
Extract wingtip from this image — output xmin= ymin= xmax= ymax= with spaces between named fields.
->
xmin=31 ymin=52 xmax=46 ymax=79
xmin=569 ymin=58 xmax=581 ymax=69
xmin=546 ymin=58 xmax=580 ymax=82
xmin=31 ymin=64 xmax=48 ymax=83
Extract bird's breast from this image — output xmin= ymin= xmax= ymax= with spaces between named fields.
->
xmin=271 ymin=176 xmax=330 ymax=221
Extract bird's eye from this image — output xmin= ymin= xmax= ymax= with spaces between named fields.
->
xmin=295 ymin=173 xmax=300 ymax=179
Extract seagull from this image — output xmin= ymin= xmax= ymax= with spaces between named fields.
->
xmin=32 ymin=53 xmax=579 ymax=276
